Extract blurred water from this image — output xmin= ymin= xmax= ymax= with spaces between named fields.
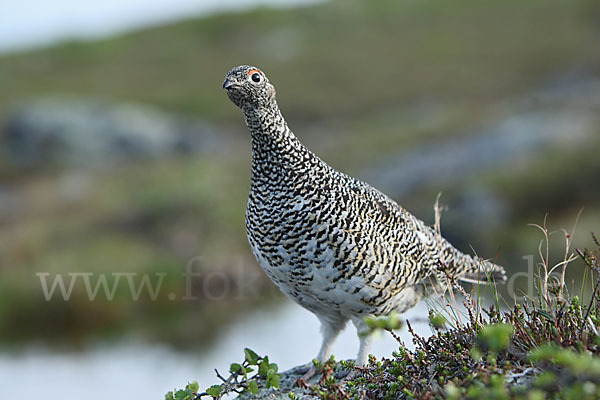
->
xmin=0 ymin=300 xmax=432 ymax=399
xmin=0 ymin=0 xmax=324 ymax=54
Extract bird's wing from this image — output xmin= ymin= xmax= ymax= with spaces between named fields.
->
xmin=312 ymin=176 xmax=444 ymax=311
xmin=331 ymin=176 xmax=505 ymax=292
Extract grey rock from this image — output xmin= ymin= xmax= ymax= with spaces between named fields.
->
xmin=504 ymin=367 xmax=541 ymax=388
xmin=1 ymin=96 xmax=225 ymax=169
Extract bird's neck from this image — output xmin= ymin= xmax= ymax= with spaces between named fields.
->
xmin=244 ymin=102 xmax=313 ymax=183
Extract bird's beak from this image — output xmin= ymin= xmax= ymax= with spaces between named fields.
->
xmin=222 ymin=78 xmax=236 ymax=90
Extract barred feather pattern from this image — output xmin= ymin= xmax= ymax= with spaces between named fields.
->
xmin=223 ymin=65 xmax=505 ymax=364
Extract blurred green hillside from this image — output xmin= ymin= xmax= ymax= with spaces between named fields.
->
xmin=0 ymin=0 xmax=599 ymax=347
xmin=2 ymin=0 xmax=599 ymax=122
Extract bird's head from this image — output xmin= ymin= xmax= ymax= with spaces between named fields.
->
xmin=223 ymin=65 xmax=276 ymax=111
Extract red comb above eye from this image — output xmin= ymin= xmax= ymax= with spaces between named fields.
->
xmin=247 ymin=69 xmax=260 ymax=75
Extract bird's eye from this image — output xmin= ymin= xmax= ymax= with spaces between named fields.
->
xmin=248 ymin=69 xmax=261 ymax=83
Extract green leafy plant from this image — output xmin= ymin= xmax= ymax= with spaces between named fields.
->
xmin=364 ymin=311 xmax=402 ymax=333
xmin=165 ymin=382 xmax=199 ymax=400
xmin=166 ymin=348 xmax=280 ymax=399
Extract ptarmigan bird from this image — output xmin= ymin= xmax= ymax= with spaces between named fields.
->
xmin=223 ymin=65 xmax=505 ymax=367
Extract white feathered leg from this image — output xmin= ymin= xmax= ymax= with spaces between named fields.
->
xmin=301 ymin=313 xmax=346 ymax=381
xmin=316 ymin=314 xmax=346 ymax=361
xmin=352 ymin=316 xmax=373 ymax=366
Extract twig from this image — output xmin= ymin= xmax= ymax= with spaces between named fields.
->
xmin=386 ymin=328 xmax=403 ymax=344
xmin=215 ymin=369 xmax=228 ymax=383
xmin=578 ymin=249 xmax=600 ymax=337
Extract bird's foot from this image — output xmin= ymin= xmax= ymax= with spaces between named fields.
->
xmin=291 ymin=362 xmax=312 ymax=376
xmin=291 ymin=362 xmax=319 ymax=386
xmin=300 ymin=365 xmax=317 ymax=381
xmin=339 ymin=369 xmax=359 ymax=382
xmin=292 ymin=360 xmax=361 ymax=387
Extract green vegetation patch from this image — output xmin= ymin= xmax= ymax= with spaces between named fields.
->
xmin=171 ymin=231 xmax=600 ymax=399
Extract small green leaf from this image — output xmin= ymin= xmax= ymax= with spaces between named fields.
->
xmin=258 ymin=358 xmax=268 ymax=377
xmin=230 ymin=363 xmax=242 ymax=374
xmin=385 ymin=312 xmax=402 ymax=330
xmin=165 ymin=391 xmax=175 ymax=400
xmin=240 ymin=365 xmax=253 ymax=379
xmin=429 ymin=312 xmax=447 ymax=330
xmin=244 ymin=348 xmax=259 ymax=364
xmin=270 ymin=373 xmax=281 ymax=389
xmin=186 ymin=382 xmax=199 ymax=393
xmin=470 ymin=347 xmax=482 ymax=361
xmin=206 ymin=385 xmax=222 ymax=398
xmin=174 ymin=390 xmax=189 ymax=400
xmin=248 ymin=380 xmax=259 ymax=394
xmin=479 ymin=323 xmax=513 ymax=352
xmin=364 ymin=313 xmax=402 ymax=332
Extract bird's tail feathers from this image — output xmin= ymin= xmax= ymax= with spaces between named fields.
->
xmin=457 ymin=256 xmax=506 ymax=284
